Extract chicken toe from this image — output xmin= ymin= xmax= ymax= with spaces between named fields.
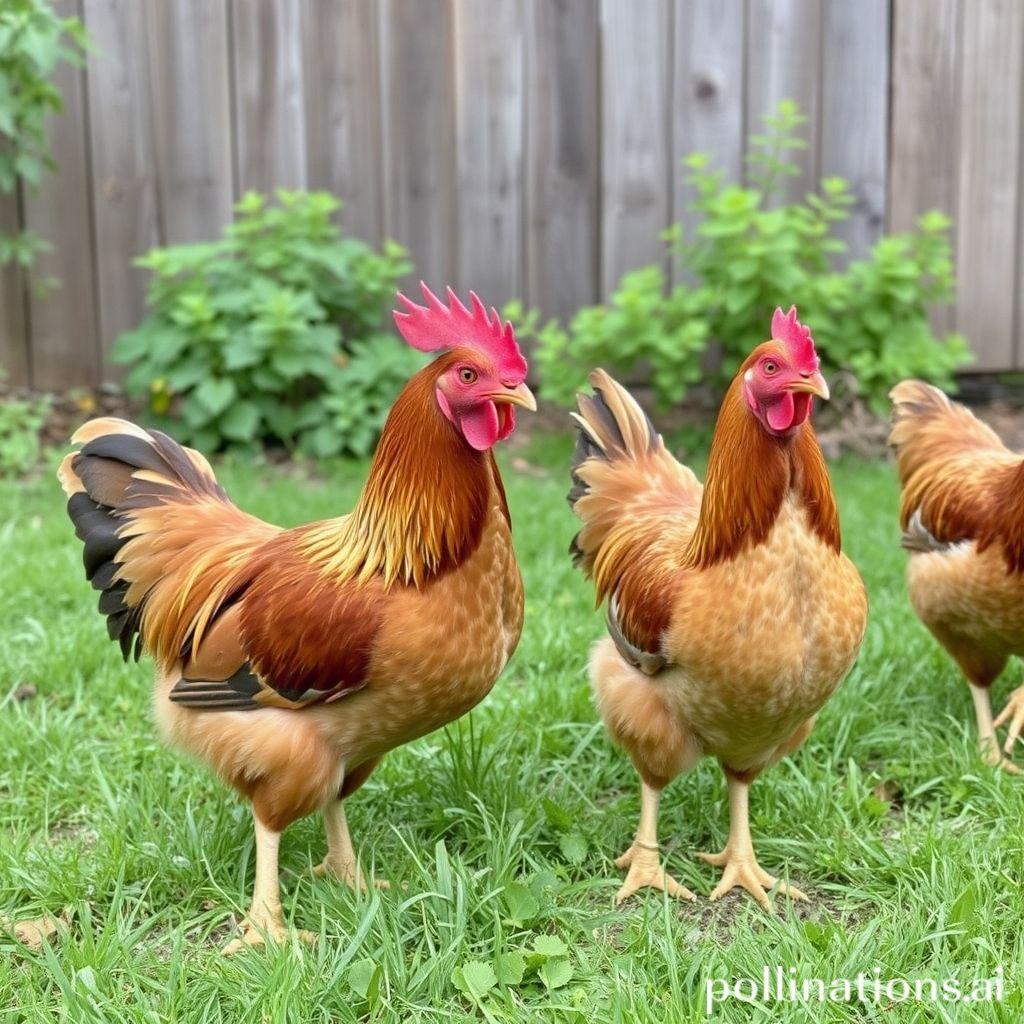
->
xmin=994 ymin=685 xmax=1024 ymax=759
xmin=696 ymin=847 xmax=806 ymax=911
xmin=615 ymin=842 xmax=695 ymax=904
xmin=222 ymin=915 xmax=316 ymax=956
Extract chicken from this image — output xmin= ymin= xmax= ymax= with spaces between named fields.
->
xmin=890 ymin=380 xmax=1024 ymax=773
xmin=58 ymin=284 xmax=535 ymax=953
xmin=568 ymin=307 xmax=867 ymax=909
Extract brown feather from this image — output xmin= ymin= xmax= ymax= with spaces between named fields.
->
xmin=890 ymin=379 xmax=1024 ymax=573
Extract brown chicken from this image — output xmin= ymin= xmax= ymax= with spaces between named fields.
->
xmin=58 ymin=285 xmax=535 ymax=952
xmin=890 ymin=380 xmax=1024 ymax=772
xmin=568 ymin=308 xmax=867 ymax=909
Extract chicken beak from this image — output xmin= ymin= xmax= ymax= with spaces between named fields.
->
xmin=788 ymin=371 xmax=830 ymax=402
xmin=489 ymin=382 xmax=537 ymax=412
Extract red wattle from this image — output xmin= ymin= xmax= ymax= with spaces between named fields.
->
xmin=457 ymin=400 xmax=500 ymax=451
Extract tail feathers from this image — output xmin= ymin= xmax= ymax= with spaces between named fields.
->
xmin=889 ymin=379 xmax=1006 ymax=477
xmin=567 ymin=370 xmax=700 ymax=584
xmin=60 ymin=418 xmax=269 ymax=666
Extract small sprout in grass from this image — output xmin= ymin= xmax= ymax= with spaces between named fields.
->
xmin=503 ymin=881 xmax=539 ymax=925
xmin=348 ymin=958 xmax=382 ymax=1010
xmin=452 ymin=960 xmax=498 ymax=1002
xmin=495 ymin=951 xmax=526 ymax=986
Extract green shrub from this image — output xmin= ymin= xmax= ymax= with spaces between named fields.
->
xmin=112 ymin=190 xmax=421 ymax=456
xmin=515 ymin=101 xmax=970 ymax=412
xmin=0 ymin=375 xmax=49 ymax=477
xmin=0 ymin=0 xmax=86 ymax=271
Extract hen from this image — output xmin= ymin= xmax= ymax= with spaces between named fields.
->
xmin=58 ymin=285 xmax=535 ymax=952
xmin=890 ymin=380 xmax=1024 ymax=772
xmin=568 ymin=308 xmax=866 ymax=909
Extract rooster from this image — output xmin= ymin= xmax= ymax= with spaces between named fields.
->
xmin=568 ymin=308 xmax=867 ymax=909
xmin=890 ymin=380 xmax=1024 ymax=772
xmin=58 ymin=284 xmax=535 ymax=953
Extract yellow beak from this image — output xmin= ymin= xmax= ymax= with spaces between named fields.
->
xmin=788 ymin=371 xmax=830 ymax=401
xmin=489 ymin=382 xmax=537 ymax=412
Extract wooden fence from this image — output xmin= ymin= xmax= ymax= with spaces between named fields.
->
xmin=1 ymin=0 xmax=1022 ymax=391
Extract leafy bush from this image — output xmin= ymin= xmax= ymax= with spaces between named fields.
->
xmin=0 ymin=377 xmax=49 ymax=477
xmin=516 ymin=101 xmax=970 ymax=412
xmin=0 ymin=0 xmax=86 ymax=271
xmin=113 ymin=190 xmax=422 ymax=456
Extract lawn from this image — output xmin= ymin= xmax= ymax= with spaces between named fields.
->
xmin=1 ymin=435 xmax=1022 ymax=1022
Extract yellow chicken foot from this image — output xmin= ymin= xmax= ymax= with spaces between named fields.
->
xmin=311 ymin=800 xmax=390 ymax=890
xmin=223 ymin=815 xmax=316 ymax=955
xmin=614 ymin=782 xmax=695 ymax=905
xmin=993 ymin=685 xmax=1024 ymax=761
xmin=970 ymin=683 xmax=1022 ymax=775
xmin=696 ymin=772 xmax=807 ymax=912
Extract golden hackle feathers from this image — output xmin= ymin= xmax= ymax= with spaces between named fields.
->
xmin=685 ymin=359 xmax=840 ymax=569
xmin=300 ymin=352 xmax=493 ymax=589
xmin=889 ymin=379 xmax=1024 ymax=572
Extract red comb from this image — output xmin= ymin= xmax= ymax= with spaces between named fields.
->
xmin=393 ymin=282 xmax=527 ymax=381
xmin=771 ymin=305 xmax=818 ymax=370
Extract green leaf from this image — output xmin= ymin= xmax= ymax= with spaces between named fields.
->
xmin=532 ymin=934 xmax=568 ymax=959
xmin=218 ymin=400 xmax=260 ymax=443
xmin=452 ymin=961 xmax=497 ymax=1001
xmin=348 ymin=959 xmax=381 ymax=1006
xmin=495 ymin=951 xmax=526 ymax=987
xmin=503 ymin=881 xmax=539 ymax=924
xmin=542 ymin=798 xmax=573 ymax=832
xmin=539 ymin=957 xmax=573 ymax=990
xmin=558 ymin=833 xmax=588 ymax=865
xmin=193 ymin=377 xmax=236 ymax=417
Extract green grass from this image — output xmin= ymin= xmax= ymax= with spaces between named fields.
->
xmin=1 ymin=435 xmax=1022 ymax=1022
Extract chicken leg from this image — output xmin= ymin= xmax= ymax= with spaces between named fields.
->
xmin=696 ymin=771 xmax=806 ymax=912
xmin=970 ymin=683 xmax=1022 ymax=775
xmin=312 ymin=801 xmax=389 ymax=891
xmin=613 ymin=782 xmax=695 ymax=904
xmin=222 ymin=814 xmax=316 ymax=955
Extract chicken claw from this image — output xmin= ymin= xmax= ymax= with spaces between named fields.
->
xmin=221 ymin=913 xmax=316 ymax=956
xmin=311 ymin=856 xmax=390 ymax=891
xmin=994 ymin=686 xmax=1024 ymax=759
xmin=614 ymin=841 xmax=695 ymax=905
xmin=696 ymin=847 xmax=807 ymax=912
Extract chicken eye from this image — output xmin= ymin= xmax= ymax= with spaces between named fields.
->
xmin=763 ymin=360 xmax=778 ymax=376
xmin=459 ymin=367 xmax=477 ymax=385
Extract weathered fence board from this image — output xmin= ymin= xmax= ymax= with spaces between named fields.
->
xmin=820 ymin=0 xmax=889 ymax=260
xmin=599 ymin=0 xmax=672 ymax=295
xmin=4 ymin=0 xmax=1024 ymax=387
xmin=21 ymin=0 xmax=100 ymax=391
xmin=453 ymin=0 xmax=524 ymax=306
xmin=83 ymin=0 xmax=160 ymax=353
xmin=380 ymin=0 xmax=456 ymax=289
xmin=0 ymin=187 xmax=28 ymax=385
xmin=745 ymin=0 xmax=822 ymax=201
xmin=955 ymin=0 xmax=1023 ymax=371
xmin=302 ymin=0 xmax=383 ymax=247
xmin=671 ymin=0 xmax=745 ymax=277
xmin=232 ymin=0 xmax=308 ymax=194
xmin=147 ymin=0 xmax=234 ymax=246
xmin=889 ymin=0 xmax=962 ymax=336
xmin=523 ymin=0 xmax=600 ymax=323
